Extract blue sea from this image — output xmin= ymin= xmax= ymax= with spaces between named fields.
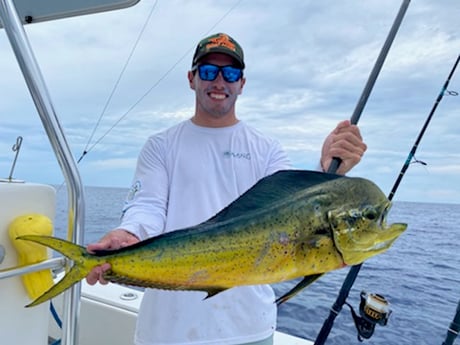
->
xmin=54 ymin=186 xmax=460 ymax=345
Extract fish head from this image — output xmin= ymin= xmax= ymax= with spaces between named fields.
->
xmin=328 ymin=177 xmax=407 ymax=265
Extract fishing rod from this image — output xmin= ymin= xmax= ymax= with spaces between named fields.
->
xmin=326 ymin=0 xmax=411 ymax=174
xmin=442 ymin=299 xmax=460 ymax=345
xmin=388 ymin=53 xmax=459 ymax=201
xmin=316 ymin=52 xmax=460 ymax=345
xmin=314 ymin=1 xmax=411 ymax=343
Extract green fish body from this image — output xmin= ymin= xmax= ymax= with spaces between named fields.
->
xmin=18 ymin=170 xmax=407 ymax=307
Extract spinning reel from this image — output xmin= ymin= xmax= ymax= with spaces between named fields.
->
xmin=346 ymin=291 xmax=391 ymax=342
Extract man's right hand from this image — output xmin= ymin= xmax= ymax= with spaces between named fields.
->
xmin=85 ymin=229 xmax=139 ymax=285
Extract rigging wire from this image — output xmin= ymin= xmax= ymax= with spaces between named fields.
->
xmin=77 ymin=0 xmax=159 ymax=163
xmin=78 ymin=0 xmax=244 ymax=163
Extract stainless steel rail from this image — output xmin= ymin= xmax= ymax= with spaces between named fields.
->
xmin=0 ymin=1 xmax=86 ymax=344
xmin=0 ymin=257 xmax=65 ymax=280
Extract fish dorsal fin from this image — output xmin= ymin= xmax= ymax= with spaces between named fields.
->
xmin=204 ymin=170 xmax=341 ymax=224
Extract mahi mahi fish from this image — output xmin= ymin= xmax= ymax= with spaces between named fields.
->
xmin=18 ymin=170 xmax=406 ymax=307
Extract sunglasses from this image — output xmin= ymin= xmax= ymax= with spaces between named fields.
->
xmin=194 ymin=64 xmax=243 ymax=83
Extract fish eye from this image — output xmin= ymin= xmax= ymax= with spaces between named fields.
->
xmin=363 ymin=207 xmax=378 ymax=220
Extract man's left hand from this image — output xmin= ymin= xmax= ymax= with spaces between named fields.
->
xmin=321 ymin=120 xmax=367 ymax=175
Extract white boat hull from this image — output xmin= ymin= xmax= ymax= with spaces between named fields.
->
xmin=0 ymin=182 xmax=55 ymax=345
xmin=50 ymin=279 xmax=314 ymax=345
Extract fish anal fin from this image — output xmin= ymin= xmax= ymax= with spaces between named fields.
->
xmin=204 ymin=288 xmax=227 ymax=300
xmin=275 ymin=274 xmax=323 ymax=305
xmin=102 ymin=271 xmax=158 ymax=289
xmin=101 ymin=273 xmax=229 ymax=300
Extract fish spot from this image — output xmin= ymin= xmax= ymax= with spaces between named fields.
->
xmin=315 ymin=227 xmax=329 ymax=236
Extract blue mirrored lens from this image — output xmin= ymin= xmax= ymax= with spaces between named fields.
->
xmin=198 ymin=64 xmax=219 ymax=81
xmin=221 ymin=66 xmax=242 ymax=82
xmin=197 ymin=64 xmax=242 ymax=83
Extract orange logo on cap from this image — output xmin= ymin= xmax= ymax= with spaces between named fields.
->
xmin=205 ymin=34 xmax=236 ymax=52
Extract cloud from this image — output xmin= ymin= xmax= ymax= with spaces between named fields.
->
xmin=0 ymin=0 xmax=459 ymax=204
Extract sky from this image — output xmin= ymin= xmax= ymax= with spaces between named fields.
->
xmin=0 ymin=0 xmax=459 ymax=204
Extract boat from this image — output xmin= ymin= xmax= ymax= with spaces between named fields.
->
xmin=0 ymin=183 xmax=313 ymax=345
xmin=0 ymin=1 xmax=314 ymax=344
xmin=2 ymin=1 xmax=458 ymax=345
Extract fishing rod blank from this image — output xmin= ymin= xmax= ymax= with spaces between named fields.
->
xmin=388 ymin=53 xmax=460 ymax=201
xmin=442 ymin=300 xmax=460 ymax=345
xmin=327 ymin=0 xmax=411 ymax=174
xmin=315 ymin=1 xmax=411 ymax=343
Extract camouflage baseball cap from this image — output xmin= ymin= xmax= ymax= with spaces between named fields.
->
xmin=192 ymin=33 xmax=245 ymax=69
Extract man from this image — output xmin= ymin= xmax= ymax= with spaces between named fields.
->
xmin=87 ymin=33 xmax=367 ymax=345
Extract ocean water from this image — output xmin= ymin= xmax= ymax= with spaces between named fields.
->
xmin=54 ymin=186 xmax=460 ymax=345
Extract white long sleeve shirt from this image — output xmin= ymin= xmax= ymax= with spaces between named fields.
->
xmin=119 ymin=119 xmax=291 ymax=345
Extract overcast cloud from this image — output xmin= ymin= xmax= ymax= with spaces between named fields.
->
xmin=0 ymin=0 xmax=459 ymax=204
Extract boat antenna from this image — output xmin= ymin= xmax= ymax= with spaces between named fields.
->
xmin=314 ymin=1 xmax=411 ymax=344
xmin=316 ymin=53 xmax=459 ymax=345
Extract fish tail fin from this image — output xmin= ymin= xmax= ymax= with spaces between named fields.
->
xmin=26 ymin=262 xmax=88 ymax=307
xmin=17 ymin=235 xmax=93 ymax=307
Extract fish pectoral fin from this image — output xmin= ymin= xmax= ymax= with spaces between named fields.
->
xmin=203 ymin=288 xmax=228 ymax=300
xmin=275 ymin=274 xmax=323 ymax=305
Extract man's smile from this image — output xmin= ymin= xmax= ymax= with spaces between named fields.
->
xmin=209 ymin=92 xmax=227 ymax=100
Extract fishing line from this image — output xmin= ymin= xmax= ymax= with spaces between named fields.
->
xmin=316 ymin=53 xmax=460 ymax=344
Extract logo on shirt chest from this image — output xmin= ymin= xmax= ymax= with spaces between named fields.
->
xmin=223 ymin=151 xmax=251 ymax=160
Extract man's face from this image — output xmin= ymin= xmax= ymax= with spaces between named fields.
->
xmin=189 ymin=53 xmax=245 ymax=120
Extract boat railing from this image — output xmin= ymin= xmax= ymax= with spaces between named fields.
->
xmin=0 ymin=0 xmax=86 ymax=344
xmin=0 ymin=257 xmax=65 ymax=280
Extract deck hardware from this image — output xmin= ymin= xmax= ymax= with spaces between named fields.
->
xmin=7 ymin=136 xmax=23 ymax=181
xmin=120 ymin=291 xmax=138 ymax=301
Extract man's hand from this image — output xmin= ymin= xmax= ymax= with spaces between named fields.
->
xmin=321 ymin=120 xmax=367 ymax=175
xmin=86 ymin=229 xmax=139 ymax=285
